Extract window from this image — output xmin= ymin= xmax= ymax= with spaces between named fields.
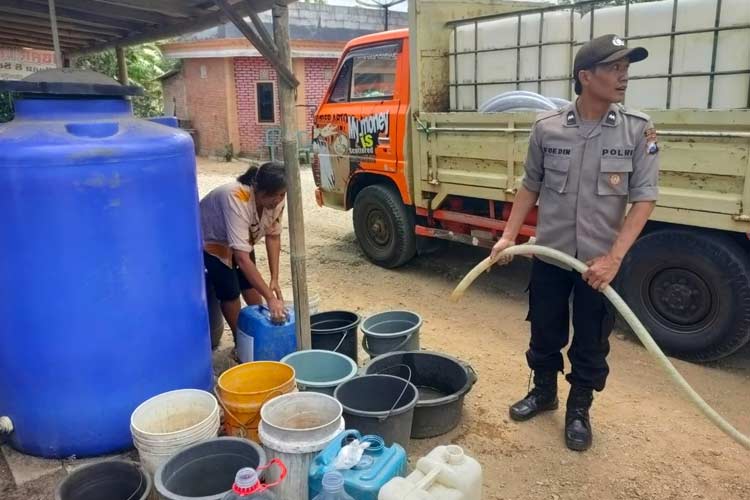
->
xmin=351 ymin=43 xmax=398 ymax=100
xmin=256 ymin=82 xmax=275 ymax=123
xmin=329 ymin=59 xmax=352 ymax=103
xmin=327 ymin=42 xmax=400 ymax=103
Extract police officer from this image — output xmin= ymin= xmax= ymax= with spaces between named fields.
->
xmin=490 ymin=34 xmax=659 ymax=451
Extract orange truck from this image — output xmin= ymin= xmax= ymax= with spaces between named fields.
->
xmin=311 ymin=0 xmax=750 ymax=363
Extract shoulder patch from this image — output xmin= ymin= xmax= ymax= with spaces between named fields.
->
xmin=621 ymin=107 xmax=651 ymax=122
xmin=233 ymin=187 xmax=251 ymax=203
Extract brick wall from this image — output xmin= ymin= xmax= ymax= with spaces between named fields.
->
xmin=161 ymin=72 xmax=187 ymax=121
xmin=304 ymin=58 xmax=338 ymax=136
xmin=234 ymin=57 xmax=282 ymax=160
xmin=234 ymin=56 xmax=339 ymax=159
xmin=183 ymin=58 xmax=231 ymax=156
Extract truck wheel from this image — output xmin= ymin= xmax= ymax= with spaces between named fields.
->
xmin=618 ymin=229 xmax=750 ymax=362
xmin=353 ymin=184 xmax=416 ymax=268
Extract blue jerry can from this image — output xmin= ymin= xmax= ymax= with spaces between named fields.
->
xmin=309 ymin=430 xmax=408 ymax=500
xmin=237 ymin=305 xmax=297 ymax=362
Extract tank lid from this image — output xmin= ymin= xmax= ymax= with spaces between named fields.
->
xmin=0 ymin=69 xmax=143 ymax=96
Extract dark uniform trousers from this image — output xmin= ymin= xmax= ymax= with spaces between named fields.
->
xmin=526 ymin=258 xmax=616 ymax=392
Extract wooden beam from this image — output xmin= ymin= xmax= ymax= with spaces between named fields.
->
xmin=0 ymin=12 xmax=128 ymax=36
xmin=0 ymin=20 xmax=107 ymax=41
xmin=0 ymin=0 xmax=143 ymax=31
xmin=24 ymin=0 xmax=173 ymax=25
xmin=214 ymin=0 xmax=298 ymax=87
xmin=70 ymin=4 xmax=251 ymax=54
xmin=247 ymin=4 xmax=275 ymax=53
xmin=272 ymin=2 xmax=310 ymax=350
xmin=116 ymin=46 xmax=128 ymax=84
xmin=0 ymin=22 xmax=102 ymax=43
xmin=93 ymin=0 xmax=204 ymax=18
xmin=0 ymin=34 xmax=79 ymax=50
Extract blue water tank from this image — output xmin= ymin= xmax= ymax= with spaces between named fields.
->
xmin=237 ymin=305 xmax=297 ymax=362
xmin=0 ymin=70 xmax=213 ymax=458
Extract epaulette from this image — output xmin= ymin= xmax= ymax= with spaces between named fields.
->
xmin=534 ymin=107 xmax=565 ymax=124
xmin=620 ymin=105 xmax=651 ymax=122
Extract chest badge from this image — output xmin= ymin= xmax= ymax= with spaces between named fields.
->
xmin=609 ymin=174 xmax=622 ymax=186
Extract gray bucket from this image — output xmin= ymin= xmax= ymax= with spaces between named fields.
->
xmin=154 ymin=437 xmax=266 ymax=500
xmin=280 ymin=350 xmax=358 ymax=396
xmin=361 ymin=310 xmax=422 ymax=358
xmin=56 ymin=460 xmax=151 ymax=500
xmin=333 ymin=374 xmax=418 ymax=449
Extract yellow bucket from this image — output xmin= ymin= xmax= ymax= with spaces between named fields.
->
xmin=216 ymin=361 xmax=296 ymax=441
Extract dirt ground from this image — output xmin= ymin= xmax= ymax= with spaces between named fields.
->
xmin=3 ymin=157 xmax=749 ymax=499
xmin=199 ymin=159 xmax=750 ymax=500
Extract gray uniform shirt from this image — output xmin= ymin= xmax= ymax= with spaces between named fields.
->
xmin=522 ymin=102 xmax=659 ymax=262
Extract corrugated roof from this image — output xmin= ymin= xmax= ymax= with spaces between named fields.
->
xmin=0 ymin=0 xmax=294 ymax=55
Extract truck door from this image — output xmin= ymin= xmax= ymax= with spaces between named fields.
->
xmin=313 ymin=40 xmax=404 ymax=203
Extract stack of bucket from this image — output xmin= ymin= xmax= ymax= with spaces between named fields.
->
xmin=129 ymin=389 xmax=220 ymax=476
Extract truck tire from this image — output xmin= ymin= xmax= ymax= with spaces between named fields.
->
xmin=353 ymin=184 xmax=416 ymax=268
xmin=618 ymin=228 xmax=750 ymax=362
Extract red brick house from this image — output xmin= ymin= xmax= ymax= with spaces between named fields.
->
xmin=159 ymin=4 xmax=406 ymax=159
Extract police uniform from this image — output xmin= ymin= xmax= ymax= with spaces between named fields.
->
xmin=522 ymin=101 xmax=659 ymax=391
xmin=507 ymin=33 xmax=660 ymax=451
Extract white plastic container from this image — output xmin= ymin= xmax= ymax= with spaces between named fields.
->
xmin=129 ymin=389 xmax=220 ymax=476
xmin=378 ymin=445 xmax=482 ymax=500
xmin=258 ymin=392 xmax=345 ymax=500
xmin=457 ymin=0 xmax=750 ymax=110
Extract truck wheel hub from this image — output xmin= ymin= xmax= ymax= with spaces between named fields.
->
xmin=367 ymin=210 xmax=390 ymax=246
xmin=649 ymin=268 xmax=712 ymax=327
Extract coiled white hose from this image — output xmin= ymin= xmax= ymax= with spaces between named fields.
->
xmin=451 ymin=244 xmax=750 ymax=450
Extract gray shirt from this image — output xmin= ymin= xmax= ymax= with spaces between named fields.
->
xmin=522 ymin=102 xmax=659 ymax=262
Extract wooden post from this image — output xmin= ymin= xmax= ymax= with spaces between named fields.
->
xmin=47 ymin=0 xmax=62 ymax=67
xmin=272 ymin=2 xmax=311 ymax=350
xmin=116 ymin=46 xmax=128 ymax=84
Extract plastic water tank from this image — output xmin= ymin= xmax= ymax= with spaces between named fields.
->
xmin=0 ymin=69 xmax=213 ymax=458
xmin=456 ymin=0 xmax=750 ymax=110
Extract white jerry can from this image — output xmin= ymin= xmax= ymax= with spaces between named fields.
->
xmin=378 ymin=445 xmax=482 ymax=500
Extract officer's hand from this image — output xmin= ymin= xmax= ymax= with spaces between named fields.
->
xmin=268 ymin=298 xmax=287 ymax=324
xmin=583 ymin=254 xmax=622 ymax=291
xmin=490 ymin=236 xmax=516 ymax=267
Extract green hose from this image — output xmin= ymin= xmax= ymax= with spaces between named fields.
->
xmin=451 ymin=244 xmax=750 ymax=450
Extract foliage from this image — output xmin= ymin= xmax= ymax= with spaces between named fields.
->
xmin=75 ymin=44 xmax=176 ymax=117
xmin=0 ymin=92 xmax=12 ymax=123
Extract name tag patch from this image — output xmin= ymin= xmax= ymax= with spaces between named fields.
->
xmin=543 ymin=146 xmax=571 ymax=156
xmin=602 ymin=147 xmax=633 ymax=159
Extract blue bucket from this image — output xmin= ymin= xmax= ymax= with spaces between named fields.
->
xmin=281 ymin=350 xmax=358 ymax=396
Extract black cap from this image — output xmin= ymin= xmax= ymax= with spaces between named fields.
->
xmin=573 ymin=34 xmax=648 ymax=95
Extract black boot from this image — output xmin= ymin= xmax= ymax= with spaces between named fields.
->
xmin=509 ymin=371 xmax=559 ymax=421
xmin=565 ymin=386 xmax=594 ymax=451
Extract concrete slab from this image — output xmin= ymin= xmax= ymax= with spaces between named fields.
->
xmin=1 ymin=445 xmax=62 ymax=487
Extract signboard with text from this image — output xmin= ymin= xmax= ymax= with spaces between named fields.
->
xmin=0 ymin=47 xmax=55 ymax=80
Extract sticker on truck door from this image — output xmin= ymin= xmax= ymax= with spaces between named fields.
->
xmin=313 ymin=110 xmax=391 ymax=190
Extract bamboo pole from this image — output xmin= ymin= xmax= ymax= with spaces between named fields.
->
xmin=47 ymin=0 xmax=62 ymax=67
xmin=272 ymin=2 xmax=311 ymax=350
xmin=116 ymin=46 xmax=128 ymax=84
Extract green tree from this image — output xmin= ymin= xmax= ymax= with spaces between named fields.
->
xmin=75 ymin=43 xmax=176 ymax=117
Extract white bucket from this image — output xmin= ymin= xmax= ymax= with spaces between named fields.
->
xmin=258 ymin=392 xmax=345 ymax=500
xmin=130 ymin=389 xmax=220 ymax=476
xmin=283 ymin=288 xmax=321 ymax=316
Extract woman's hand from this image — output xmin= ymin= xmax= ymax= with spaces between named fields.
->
xmin=490 ymin=236 xmax=516 ymax=267
xmin=270 ymin=279 xmax=284 ymax=301
xmin=268 ymin=297 xmax=287 ymax=324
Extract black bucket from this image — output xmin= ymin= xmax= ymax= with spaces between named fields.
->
xmin=333 ymin=374 xmax=418 ymax=449
xmin=310 ymin=311 xmax=360 ymax=363
xmin=155 ymin=437 xmax=266 ymax=500
xmin=364 ymin=351 xmax=477 ymax=438
xmin=55 ymin=460 xmax=151 ymax=500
